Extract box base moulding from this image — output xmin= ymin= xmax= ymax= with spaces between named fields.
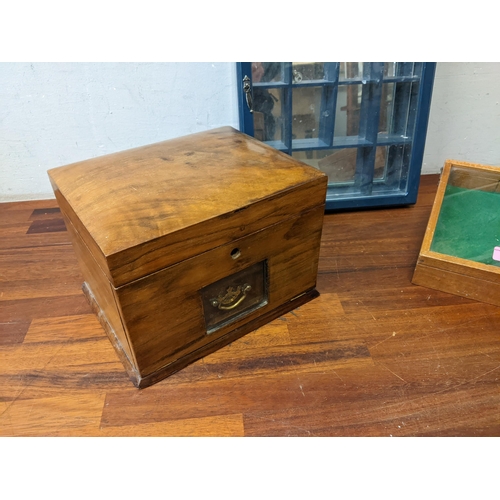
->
xmin=83 ymin=281 xmax=319 ymax=389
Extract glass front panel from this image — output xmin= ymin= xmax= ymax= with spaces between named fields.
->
xmin=294 ymin=146 xmax=391 ymax=185
xmin=252 ymin=87 xmax=283 ymax=143
xmin=292 ymin=62 xmax=325 ymax=82
xmin=384 ymin=144 xmax=408 ymax=186
xmin=379 ymin=81 xmax=420 ymax=139
xmin=430 ymin=166 xmax=500 ymax=266
xmin=339 ymin=62 xmax=364 ymax=81
xmin=379 ymin=83 xmax=394 ymax=134
xmin=293 ymin=148 xmax=359 ymax=183
xmin=292 ymin=86 xmax=323 ymax=140
xmin=251 ymin=62 xmax=284 ymax=83
xmin=373 ymin=146 xmax=388 ymax=180
xmin=383 ymin=62 xmax=396 ymax=78
xmin=334 ymin=84 xmax=361 ymax=137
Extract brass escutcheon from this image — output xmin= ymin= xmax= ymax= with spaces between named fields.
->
xmin=210 ymin=283 xmax=252 ymax=310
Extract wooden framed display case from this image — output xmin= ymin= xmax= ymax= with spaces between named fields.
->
xmin=413 ymin=159 xmax=500 ymax=306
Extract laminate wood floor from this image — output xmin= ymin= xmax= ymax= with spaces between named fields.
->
xmin=1 ymin=175 xmax=499 ymax=437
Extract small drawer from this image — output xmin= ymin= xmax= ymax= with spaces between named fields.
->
xmin=200 ymin=260 xmax=268 ymax=334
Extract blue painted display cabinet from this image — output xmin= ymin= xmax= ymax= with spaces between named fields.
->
xmin=237 ymin=62 xmax=436 ymax=210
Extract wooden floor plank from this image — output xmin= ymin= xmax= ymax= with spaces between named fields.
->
xmin=24 ymin=314 xmax=104 ymax=343
xmin=100 ymin=362 xmax=402 ymax=428
xmin=0 ymin=393 xmax=106 ymax=436
xmin=1 ymin=174 xmax=500 ymax=436
xmin=339 ymin=285 xmax=474 ymax=313
xmin=29 ymin=207 xmax=62 ymax=220
xmin=94 ymin=414 xmax=245 ymax=437
xmin=0 ymin=246 xmax=82 ymax=284
xmin=26 ymin=218 xmax=67 ymax=234
xmin=0 ymin=320 xmax=31 ymax=345
xmin=0 ymin=199 xmax=59 ymax=227
xmin=242 ymin=384 xmax=500 ymax=437
xmin=0 ymin=279 xmax=84 ymax=301
xmin=0 ymin=295 xmax=91 ymax=323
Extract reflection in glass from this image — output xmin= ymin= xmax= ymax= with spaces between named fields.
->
xmin=385 ymin=144 xmax=408 ymax=187
xmin=430 ymin=166 xmax=500 ymax=266
xmin=382 ymin=81 xmax=420 ymax=138
xmin=292 ymin=62 xmax=325 ymax=81
xmin=334 ymin=84 xmax=361 ymax=137
xmin=373 ymin=147 xmax=388 ymax=179
xmin=317 ymin=148 xmax=359 ymax=182
xmin=337 ymin=62 xmax=419 ymax=81
xmin=253 ymin=87 xmax=282 ymax=143
xmin=383 ymin=62 xmax=396 ymax=78
xmin=293 ymin=146 xmax=389 ymax=185
xmin=293 ymin=148 xmax=358 ymax=182
xmin=339 ymin=62 xmax=363 ymax=81
xmin=251 ymin=62 xmax=283 ymax=83
xmin=292 ymin=86 xmax=322 ymax=140
xmin=379 ymin=83 xmax=394 ymax=134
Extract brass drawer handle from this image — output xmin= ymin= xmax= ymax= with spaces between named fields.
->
xmin=210 ymin=284 xmax=252 ymax=310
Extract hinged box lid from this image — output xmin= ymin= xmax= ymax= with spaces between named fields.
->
xmin=48 ymin=127 xmax=328 ymax=288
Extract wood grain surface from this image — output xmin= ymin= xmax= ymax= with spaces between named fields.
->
xmin=1 ymin=175 xmax=500 ymax=436
xmin=48 ymin=126 xmax=328 ymax=286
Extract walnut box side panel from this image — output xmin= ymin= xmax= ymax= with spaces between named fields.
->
xmin=115 ymin=204 xmax=325 ymax=380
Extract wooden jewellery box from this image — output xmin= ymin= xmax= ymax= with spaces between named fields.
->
xmin=413 ymin=159 xmax=500 ymax=307
xmin=48 ymin=127 xmax=328 ymax=388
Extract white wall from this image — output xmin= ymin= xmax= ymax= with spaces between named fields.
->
xmin=0 ymin=62 xmax=239 ymax=201
xmin=1 ymin=62 xmax=500 ymax=201
xmin=422 ymin=62 xmax=500 ymax=173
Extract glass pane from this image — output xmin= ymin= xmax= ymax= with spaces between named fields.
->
xmin=339 ymin=62 xmax=364 ymax=81
xmin=430 ymin=166 xmax=500 ymax=266
xmin=394 ymin=62 xmax=416 ymax=77
xmin=373 ymin=146 xmax=388 ymax=179
xmin=389 ymin=81 xmax=419 ymax=138
xmin=252 ymin=87 xmax=283 ymax=143
xmin=292 ymin=86 xmax=323 ymax=140
xmin=293 ymin=148 xmax=358 ymax=183
xmin=384 ymin=62 xmax=396 ymax=78
xmin=292 ymin=62 xmax=324 ymax=82
xmin=383 ymin=144 xmax=407 ymax=186
xmin=317 ymin=148 xmax=358 ymax=182
xmin=379 ymin=83 xmax=394 ymax=134
xmin=251 ymin=62 xmax=284 ymax=83
xmin=334 ymin=84 xmax=361 ymax=137
xmin=293 ymin=145 xmax=406 ymax=189
xmin=384 ymin=62 xmax=421 ymax=78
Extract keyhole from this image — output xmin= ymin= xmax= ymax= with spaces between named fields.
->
xmin=231 ymin=248 xmax=241 ymax=259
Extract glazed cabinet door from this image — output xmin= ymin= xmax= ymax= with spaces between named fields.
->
xmin=237 ymin=62 xmax=436 ymax=210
